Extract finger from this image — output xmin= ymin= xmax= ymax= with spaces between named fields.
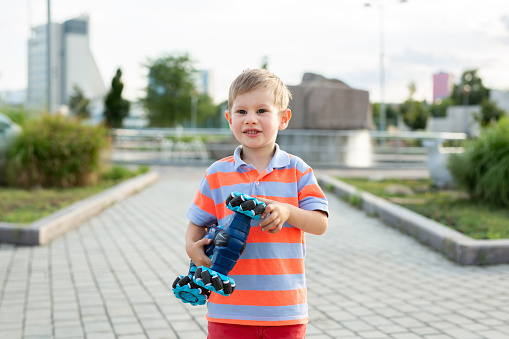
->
xmin=198 ymin=254 xmax=212 ymax=268
xmin=268 ymin=222 xmax=284 ymax=234
xmin=193 ymin=252 xmax=212 ymax=268
xmin=255 ymin=197 xmax=273 ymax=204
xmin=260 ymin=205 xmax=274 ymax=219
xmin=261 ymin=218 xmax=279 ymax=232
xmin=198 ymin=237 xmax=212 ymax=246
xmin=259 ymin=213 xmax=276 ymax=228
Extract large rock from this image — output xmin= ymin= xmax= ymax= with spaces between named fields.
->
xmin=287 ymin=73 xmax=372 ymax=130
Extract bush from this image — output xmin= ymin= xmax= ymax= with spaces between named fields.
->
xmin=6 ymin=115 xmax=110 ymax=188
xmin=101 ymin=165 xmax=149 ymax=181
xmin=1 ymin=104 xmax=33 ymax=127
xmin=448 ymin=116 xmax=509 ymax=207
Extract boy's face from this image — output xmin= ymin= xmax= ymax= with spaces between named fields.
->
xmin=225 ymin=88 xmax=291 ymax=154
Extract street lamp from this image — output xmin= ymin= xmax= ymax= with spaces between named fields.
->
xmin=47 ymin=0 xmax=51 ymax=113
xmin=365 ymin=0 xmax=407 ymax=133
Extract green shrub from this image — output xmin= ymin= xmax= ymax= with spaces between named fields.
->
xmin=1 ymin=104 xmax=33 ymax=127
xmin=6 ymin=114 xmax=110 ymax=188
xmin=448 ymin=116 xmax=509 ymax=207
xmin=101 ymin=165 xmax=149 ymax=181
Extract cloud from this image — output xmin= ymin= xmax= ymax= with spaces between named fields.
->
xmin=502 ymin=16 xmax=509 ymax=31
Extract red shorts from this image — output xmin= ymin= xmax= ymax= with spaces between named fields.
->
xmin=207 ymin=322 xmax=306 ymax=339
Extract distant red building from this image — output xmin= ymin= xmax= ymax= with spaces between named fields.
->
xmin=433 ymin=72 xmax=452 ymax=103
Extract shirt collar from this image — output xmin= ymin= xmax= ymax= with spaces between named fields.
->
xmin=234 ymin=143 xmax=290 ymax=172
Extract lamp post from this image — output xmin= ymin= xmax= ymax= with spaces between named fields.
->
xmin=365 ymin=0 xmax=407 ymax=133
xmin=46 ymin=0 xmax=51 ymax=113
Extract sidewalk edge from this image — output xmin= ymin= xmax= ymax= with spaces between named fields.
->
xmin=0 ymin=171 xmax=159 ymax=246
xmin=318 ymin=174 xmax=509 ymax=265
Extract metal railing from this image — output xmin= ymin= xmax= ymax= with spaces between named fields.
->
xmin=110 ymin=128 xmax=467 ymax=168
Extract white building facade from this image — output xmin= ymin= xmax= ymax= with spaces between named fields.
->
xmin=27 ymin=16 xmax=106 ymax=114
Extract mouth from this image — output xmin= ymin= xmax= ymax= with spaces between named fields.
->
xmin=243 ymin=130 xmax=261 ymax=136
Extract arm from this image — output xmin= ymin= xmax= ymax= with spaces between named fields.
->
xmin=256 ymin=198 xmax=328 ymax=235
xmin=185 ymin=222 xmax=212 ymax=268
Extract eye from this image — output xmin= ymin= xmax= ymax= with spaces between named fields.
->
xmin=237 ymin=110 xmax=247 ymax=114
xmin=257 ymin=109 xmax=266 ymax=113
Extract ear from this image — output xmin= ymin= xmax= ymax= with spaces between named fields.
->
xmin=225 ymin=110 xmax=233 ymax=128
xmin=279 ymin=109 xmax=292 ymax=130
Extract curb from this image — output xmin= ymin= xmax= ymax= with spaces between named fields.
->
xmin=318 ymin=174 xmax=509 ymax=266
xmin=0 ymin=171 xmax=159 ymax=246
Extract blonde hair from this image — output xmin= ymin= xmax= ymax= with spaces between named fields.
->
xmin=228 ymin=68 xmax=292 ymax=112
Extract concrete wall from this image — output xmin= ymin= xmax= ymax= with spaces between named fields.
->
xmin=490 ymin=89 xmax=509 ymax=113
xmin=427 ymin=105 xmax=480 ymax=136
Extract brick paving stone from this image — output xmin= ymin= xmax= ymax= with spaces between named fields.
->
xmin=442 ymin=327 xmax=483 ymax=339
xmin=1 ymin=166 xmax=508 ymax=339
xmin=392 ymin=334 xmax=428 ymax=339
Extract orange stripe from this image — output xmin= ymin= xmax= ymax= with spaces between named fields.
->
xmin=299 ymin=184 xmax=325 ymax=199
xmin=265 ymin=167 xmax=312 ymax=184
xmin=210 ymin=288 xmax=307 ymax=306
xmin=265 ymin=168 xmax=298 ymax=183
xmin=229 ymin=258 xmax=304 ymax=276
xmin=193 ymin=191 xmax=216 ymax=216
xmin=247 ymin=226 xmax=303 ymax=244
xmin=207 ymin=171 xmax=247 ymax=190
xmin=207 ymin=316 xmax=308 ymax=326
xmin=216 ymin=203 xmax=232 ymax=221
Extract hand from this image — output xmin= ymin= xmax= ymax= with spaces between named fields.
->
xmin=186 ymin=237 xmax=212 ymax=268
xmin=256 ymin=197 xmax=291 ymax=234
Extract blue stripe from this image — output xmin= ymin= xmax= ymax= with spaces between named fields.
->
xmin=290 ymin=156 xmax=310 ymax=173
xmin=230 ymin=274 xmax=306 ymax=291
xmin=300 ymin=199 xmax=328 ymax=213
xmin=297 ymin=171 xmax=318 ymax=191
xmin=198 ymin=176 xmax=213 ymax=197
xmin=240 ymin=242 xmax=304 ymax=260
xmin=205 ymin=159 xmax=235 ymax=175
xmin=208 ymin=303 xmax=308 ymax=322
xmin=186 ymin=203 xmax=216 ymax=226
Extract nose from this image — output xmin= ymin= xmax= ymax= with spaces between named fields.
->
xmin=244 ymin=111 xmax=258 ymax=124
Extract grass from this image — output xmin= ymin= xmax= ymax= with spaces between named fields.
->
xmin=0 ymin=165 xmax=149 ymax=224
xmin=338 ymin=178 xmax=509 ymax=240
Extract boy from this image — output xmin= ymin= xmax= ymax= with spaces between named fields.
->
xmin=185 ymin=68 xmax=328 ymax=338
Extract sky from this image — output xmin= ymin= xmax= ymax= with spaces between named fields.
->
xmin=1 ymin=0 xmax=508 ymax=105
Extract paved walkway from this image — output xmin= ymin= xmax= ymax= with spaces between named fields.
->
xmin=1 ymin=166 xmax=508 ymax=339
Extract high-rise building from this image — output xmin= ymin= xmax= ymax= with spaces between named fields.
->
xmin=27 ymin=16 xmax=106 ymax=113
xmin=433 ymin=72 xmax=452 ymax=103
xmin=192 ymin=69 xmax=212 ymax=96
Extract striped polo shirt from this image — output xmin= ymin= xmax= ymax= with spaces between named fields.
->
xmin=186 ymin=144 xmax=329 ymax=326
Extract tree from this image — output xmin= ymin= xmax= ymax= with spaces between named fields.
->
xmin=68 ymin=85 xmax=90 ymax=119
xmin=261 ymin=56 xmax=269 ymax=70
xmin=142 ymin=53 xmax=195 ymax=127
xmin=141 ymin=53 xmax=216 ymax=127
xmin=477 ymin=99 xmax=506 ymax=127
xmin=104 ymin=68 xmax=130 ymax=128
xmin=451 ymin=69 xmax=490 ymax=105
xmin=399 ymin=82 xmax=429 ymax=131
xmin=429 ymin=97 xmax=455 ymax=117
xmin=372 ymin=103 xmax=399 ymax=129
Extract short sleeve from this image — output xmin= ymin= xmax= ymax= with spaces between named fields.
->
xmin=186 ymin=173 xmax=218 ymax=227
xmin=297 ymin=167 xmax=329 ymax=217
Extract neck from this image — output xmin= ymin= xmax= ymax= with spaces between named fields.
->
xmin=241 ymin=145 xmax=276 ymax=173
